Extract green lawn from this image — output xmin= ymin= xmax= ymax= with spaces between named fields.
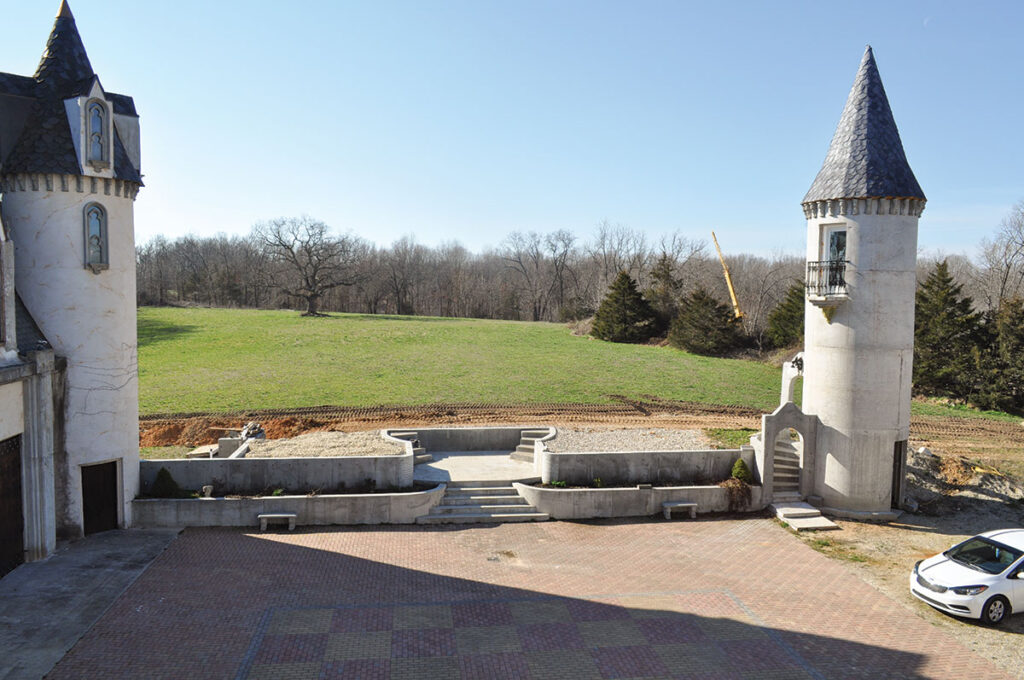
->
xmin=137 ymin=307 xmax=783 ymax=415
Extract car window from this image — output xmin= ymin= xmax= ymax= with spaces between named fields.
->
xmin=945 ymin=538 xmax=1024 ymax=575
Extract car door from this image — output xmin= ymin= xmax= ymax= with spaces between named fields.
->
xmin=1011 ymin=559 xmax=1024 ymax=613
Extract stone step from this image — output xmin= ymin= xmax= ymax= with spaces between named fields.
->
xmin=773 ymin=459 xmax=800 ymax=469
xmin=413 ymin=453 xmax=433 ymax=465
xmin=510 ymin=451 xmax=533 ymax=463
xmin=416 ymin=512 xmax=549 ymax=525
xmin=516 ymin=444 xmax=535 ymax=453
xmin=520 ymin=430 xmax=549 ymax=438
xmin=773 ymin=473 xmax=800 ymax=483
xmin=432 ymin=504 xmax=538 ymax=515
xmin=772 ymin=491 xmax=802 ymax=502
xmin=771 ymin=502 xmax=821 ymax=519
xmin=785 ymin=515 xmax=840 ymax=532
xmin=445 ymin=485 xmax=517 ymax=495
xmin=390 ymin=431 xmax=418 ymax=439
xmin=447 ymin=480 xmax=522 ymax=488
xmin=443 ymin=495 xmax=524 ymax=505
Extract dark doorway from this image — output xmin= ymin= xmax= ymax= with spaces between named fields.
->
xmin=82 ymin=461 xmax=119 ymax=535
xmin=891 ymin=440 xmax=908 ymax=509
xmin=0 ymin=435 xmax=24 ymax=578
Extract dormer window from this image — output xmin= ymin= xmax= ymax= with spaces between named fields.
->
xmin=84 ymin=203 xmax=108 ymax=273
xmin=86 ymin=99 xmax=109 ymax=169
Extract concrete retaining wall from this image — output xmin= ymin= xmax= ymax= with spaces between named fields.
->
xmin=515 ymin=483 xmax=765 ymax=519
xmin=139 ymin=452 xmax=413 ymax=495
xmin=132 ymin=484 xmax=445 ymax=528
xmin=388 ymin=426 xmax=552 ymax=452
xmin=537 ymin=447 xmax=754 ymax=486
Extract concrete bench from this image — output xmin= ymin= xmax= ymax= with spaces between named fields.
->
xmin=662 ymin=501 xmax=697 ymax=520
xmin=258 ymin=513 xmax=297 ymax=531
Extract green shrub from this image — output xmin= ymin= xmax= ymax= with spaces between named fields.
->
xmin=668 ymin=288 xmax=745 ymax=356
xmin=765 ymin=282 xmax=805 ymax=348
xmin=731 ymin=458 xmax=753 ymax=484
xmin=150 ymin=467 xmax=188 ymax=498
xmin=591 ymin=271 xmax=658 ymax=343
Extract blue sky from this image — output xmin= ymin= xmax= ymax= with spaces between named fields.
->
xmin=3 ymin=1 xmax=1022 ymax=257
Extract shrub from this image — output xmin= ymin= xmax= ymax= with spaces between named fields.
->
xmin=718 ymin=477 xmax=752 ymax=512
xmin=150 ymin=467 xmax=188 ymax=498
xmin=668 ymin=288 xmax=744 ymax=356
xmin=765 ymin=281 xmax=805 ymax=348
xmin=591 ymin=271 xmax=658 ymax=343
xmin=731 ymin=458 xmax=753 ymax=484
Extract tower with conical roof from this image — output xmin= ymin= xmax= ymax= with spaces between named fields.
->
xmin=800 ymin=46 xmax=924 ymax=515
xmin=0 ymin=1 xmax=142 ymax=537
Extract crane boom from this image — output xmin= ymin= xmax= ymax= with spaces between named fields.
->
xmin=711 ymin=231 xmax=743 ymax=319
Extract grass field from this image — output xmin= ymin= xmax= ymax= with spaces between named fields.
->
xmin=138 ymin=307 xmax=784 ymax=415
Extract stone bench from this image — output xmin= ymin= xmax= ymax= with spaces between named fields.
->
xmin=258 ymin=513 xmax=297 ymax=531
xmin=662 ymin=501 xmax=697 ymax=520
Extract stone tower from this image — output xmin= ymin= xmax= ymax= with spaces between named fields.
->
xmin=800 ymin=46 xmax=925 ymax=515
xmin=0 ymin=1 xmax=142 ymax=536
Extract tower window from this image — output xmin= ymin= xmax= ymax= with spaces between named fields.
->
xmin=806 ymin=224 xmax=849 ymax=300
xmin=86 ymin=100 xmax=109 ymax=169
xmin=84 ymin=203 xmax=108 ymax=272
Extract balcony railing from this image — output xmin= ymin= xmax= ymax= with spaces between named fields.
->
xmin=806 ymin=260 xmax=848 ymax=299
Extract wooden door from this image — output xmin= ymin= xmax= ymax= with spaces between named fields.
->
xmin=0 ymin=435 xmax=24 ymax=577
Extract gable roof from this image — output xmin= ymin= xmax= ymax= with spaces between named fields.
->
xmin=803 ymin=46 xmax=925 ymax=204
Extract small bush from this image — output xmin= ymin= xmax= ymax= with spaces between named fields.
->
xmin=731 ymin=459 xmax=753 ymax=483
xmin=718 ymin=477 xmax=752 ymax=511
xmin=150 ymin=467 xmax=189 ymax=498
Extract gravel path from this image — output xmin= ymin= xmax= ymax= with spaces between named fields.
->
xmin=247 ymin=430 xmax=404 ymax=457
xmin=546 ymin=426 xmax=709 ymax=452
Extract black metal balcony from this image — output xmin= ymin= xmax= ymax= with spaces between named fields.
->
xmin=806 ymin=260 xmax=848 ymax=299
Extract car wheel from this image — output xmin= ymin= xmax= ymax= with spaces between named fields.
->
xmin=981 ymin=596 xmax=1010 ymax=625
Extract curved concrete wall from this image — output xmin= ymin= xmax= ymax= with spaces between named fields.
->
xmin=5 ymin=177 xmax=139 ymax=533
xmin=389 ymin=426 xmax=551 ymax=452
xmin=139 ymin=452 xmax=414 ymax=496
xmin=803 ymin=207 xmax=917 ymax=511
xmin=133 ymin=484 xmax=445 ymax=528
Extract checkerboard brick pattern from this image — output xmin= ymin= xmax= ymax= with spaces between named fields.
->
xmin=47 ymin=519 xmax=1012 ymax=679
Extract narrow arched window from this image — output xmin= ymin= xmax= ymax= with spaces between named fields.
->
xmin=87 ymin=100 xmax=108 ymax=166
xmin=84 ymin=203 xmax=108 ymax=272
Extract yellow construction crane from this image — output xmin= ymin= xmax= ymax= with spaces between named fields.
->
xmin=711 ymin=231 xmax=743 ymax=319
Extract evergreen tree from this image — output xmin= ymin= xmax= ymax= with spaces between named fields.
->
xmin=591 ymin=271 xmax=658 ymax=343
xmin=644 ymin=253 xmax=682 ymax=334
xmin=766 ymin=281 xmax=805 ymax=349
xmin=975 ymin=298 xmax=1024 ymax=412
xmin=913 ymin=260 xmax=982 ymax=400
xmin=668 ymin=288 xmax=744 ymax=356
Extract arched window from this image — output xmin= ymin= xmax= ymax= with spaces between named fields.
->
xmin=87 ymin=100 xmax=108 ymax=167
xmin=83 ymin=203 xmax=108 ymax=272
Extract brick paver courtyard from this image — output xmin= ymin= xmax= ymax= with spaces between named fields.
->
xmin=49 ymin=518 xmax=1009 ymax=679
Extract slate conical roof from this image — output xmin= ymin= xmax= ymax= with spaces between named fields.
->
xmin=34 ymin=0 xmax=94 ymax=95
xmin=803 ymin=46 xmax=925 ymax=204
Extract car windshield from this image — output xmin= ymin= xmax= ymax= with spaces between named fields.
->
xmin=945 ymin=537 xmax=1023 ymax=574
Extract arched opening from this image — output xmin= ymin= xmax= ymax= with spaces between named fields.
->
xmin=772 ymin=427 xmax=804 ymax=498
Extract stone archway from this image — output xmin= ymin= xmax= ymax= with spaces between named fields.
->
xmin=772 ymin=428 xmax=803 ymax=497
xmin=754 ymin=402 xmax=818 ymax=503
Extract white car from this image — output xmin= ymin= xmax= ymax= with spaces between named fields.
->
xmin=910 ymin=528 xmax=1024 ymax=625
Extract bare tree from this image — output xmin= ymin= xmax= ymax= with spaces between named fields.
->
xmin=253 ymin=217 xmax=367 ymax=316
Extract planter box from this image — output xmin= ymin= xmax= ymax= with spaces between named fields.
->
xmin=514 ymin=483 xmax=765 ymax=520
xmin=133 ymin=484 xmax=445 ymax=528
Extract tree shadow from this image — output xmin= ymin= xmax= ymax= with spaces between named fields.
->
xmin=43 ymin=523 xmax=1000 ymax=680
xmin=137 ymin=316 xmax=199 ymax=348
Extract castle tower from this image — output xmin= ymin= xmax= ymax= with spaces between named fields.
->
xmin=1 ymin=1 xmax=142 ymax=536
xmin=801 ymin=46 xmax=925 ymax=515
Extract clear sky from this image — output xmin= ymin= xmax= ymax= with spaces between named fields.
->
xmin=2 ymin=1 xmax=1022 ymax=257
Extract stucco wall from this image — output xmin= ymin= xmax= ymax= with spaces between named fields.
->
xmin=515 ymin=483 xmax=765 ymax=519
xmin=132 ymin=484 xmax=445 ymax=528
xmin=139 ymin=452 xmax=415 ymax=495
xmin=5 ymin=180 xmax=140 ymax=532
xmin=392 ymin=427 xmax=547 ymax=452
xmin=803 ymin=204 xmax=917 ymax=511
xmin=0 ymin=380 xmax=24 ymax=441
xmin=537 ymin=448 xmax=753 ymax=486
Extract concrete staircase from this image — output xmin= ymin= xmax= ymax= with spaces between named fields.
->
xmin=770 ymin=496 xmax=838 ymax=531
xmin=416 ymin=480 xmax=548 ymax=524
xmin=772 ymin=442 xmax=801 ymax=494
xmin=510 ymin=429 xmax=550 ymax=463
xmin=389 ymin=430 xmax=431 ymax=464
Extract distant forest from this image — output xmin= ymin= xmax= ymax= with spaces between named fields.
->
xmin=136 ymin=204 xmax=1024 ymax=346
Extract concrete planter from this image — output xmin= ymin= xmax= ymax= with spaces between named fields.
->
xmin=514 ymin=483 xmax=765 ymax=520
xmin=536 ymin=447 xmax=755 ymax=486
xmin=132 ymin=484 xmax=445 ymax=528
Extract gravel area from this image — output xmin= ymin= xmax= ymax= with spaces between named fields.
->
xmin=246 ymin=430 xmax=404 ymax=457
xmin=546 ymin=426 xmax=710 ymax=452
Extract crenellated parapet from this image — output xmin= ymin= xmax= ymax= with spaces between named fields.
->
xmin=1 ymin=172 xmax=140 ymax=200
xmin=801 ymin=197 xmax=925 ymax=220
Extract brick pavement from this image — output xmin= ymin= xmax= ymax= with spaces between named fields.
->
xmin=48 ymin=518 xmax=1012 ymax=679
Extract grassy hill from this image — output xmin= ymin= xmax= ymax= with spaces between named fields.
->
xmin=137 ymin=307 xmax=784 ymax=415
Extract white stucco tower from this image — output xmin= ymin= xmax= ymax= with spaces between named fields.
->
xmin=0 ymin=1 xmax=142 ymax=536
xmin=800 ymin=47 xmax=925 ymax=515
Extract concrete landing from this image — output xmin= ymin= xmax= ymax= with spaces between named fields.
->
xmin=771 ymin=501 xmax=839 ymax=532
xmin=0 ymin=528 xmax=179 ymax=680
xmin=413 ymin=450 xmax=536 ymax=483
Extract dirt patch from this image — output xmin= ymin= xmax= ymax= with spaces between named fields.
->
xmin=247 ymin=431 xmax=404 ymax=458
